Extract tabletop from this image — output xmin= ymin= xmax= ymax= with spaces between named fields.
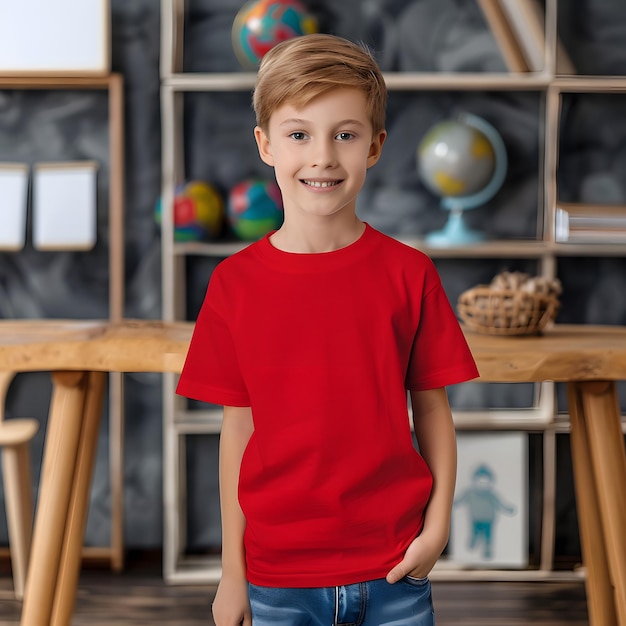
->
xmin=0 ymin=319 xmax=192 ymax=374
xmin=2 ymin=319 xmax=626 ymax=383
xmin=464 ymin=324 xmax=626 ymax=382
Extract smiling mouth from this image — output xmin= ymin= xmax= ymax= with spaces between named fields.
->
xmin=302 ymin=179 xmax=341 ymax=188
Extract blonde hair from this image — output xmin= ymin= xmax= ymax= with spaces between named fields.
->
xmin=253 ymin=33 xmax=387 ymax=134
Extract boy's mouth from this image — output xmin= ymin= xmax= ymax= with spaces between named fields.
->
xmin=302 ymin=179 xmax=341 ymax=188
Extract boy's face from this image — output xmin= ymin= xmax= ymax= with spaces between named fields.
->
xmin=254 ymin=88 xmax=386 ymax=222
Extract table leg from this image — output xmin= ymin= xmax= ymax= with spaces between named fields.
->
xmin=567 ymin=382 xmax=617 ymax=626
xmin=580 ymin=381 xmax=626 ymax=626
xmin=51 ymin=371 xmax=107 ymax=626
xmin=20 ymin=371 xmax=88 ymax=626
xmin=570 ymin=382 xmax=626 ymax=626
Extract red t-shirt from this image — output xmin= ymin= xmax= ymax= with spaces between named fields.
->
xmin=177 ymin=224 xmax=479 ymax=587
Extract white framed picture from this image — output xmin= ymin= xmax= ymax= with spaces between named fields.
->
xmin=0 ymin=164 xmax=29 ymax=250
xmin=449 ymin=431 xmax=528 ymax=568
xmin=0 ymin=0 xmax=110 ymax=75
xmin=32 ymin=162 xmax=98 ymax=250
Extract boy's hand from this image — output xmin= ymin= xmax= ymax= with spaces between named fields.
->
xmin=212 ymin=573 xmax=252 ymax=625
xmin=385 ymin=534 xmax=443 ymax=584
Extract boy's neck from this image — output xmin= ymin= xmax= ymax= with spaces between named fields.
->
xmin=269 ymin=216 xmax=366 ymax=254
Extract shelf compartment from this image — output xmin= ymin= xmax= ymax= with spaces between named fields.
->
xmin=553 ymin=76 xmax=626 ymax=93
xmin=163 ymin=554 xmax=584 ymax=586
xmin=163 ymin=71 xmax=553 ymax=93
xmin=0 ymin=73 xmax=126 ymax=572
xmin=171 ymin=239 xmax=584 ymax=259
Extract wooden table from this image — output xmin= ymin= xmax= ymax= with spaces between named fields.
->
xmin=0 ymin=320 xmax=624 ymax=626
xmin=0 ymin=320 xmax=191 ymax=626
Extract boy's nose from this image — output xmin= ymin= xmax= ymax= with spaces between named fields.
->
xmin=311 ymin=139 xmax=337 ymax=168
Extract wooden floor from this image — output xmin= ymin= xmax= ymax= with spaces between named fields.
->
xmin=0 ymin=556 xmax=589 ymax=625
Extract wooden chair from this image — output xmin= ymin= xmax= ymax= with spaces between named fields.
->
xmin=0 ymin=371 xmax=38 ymax=599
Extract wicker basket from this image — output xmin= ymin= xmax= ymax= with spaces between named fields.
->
xmin=457 ymin=286 xmax=560 ymax=336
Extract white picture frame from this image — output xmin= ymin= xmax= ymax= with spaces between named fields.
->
xmin=32 ymin=162 xmax=98 ymax=251
xmin=449 ymin=431 xmax=528 ymax=568
xmin=0 ymin=0 xmax=110 ymax=75
xmin=0 ymin=164 xmax=29 ymax=251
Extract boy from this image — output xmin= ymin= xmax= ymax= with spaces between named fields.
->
xmin=177 ymin=33 xmax=479 ymax=626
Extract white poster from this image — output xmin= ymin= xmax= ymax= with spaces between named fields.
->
xmin=33 ymin=162 xmax=98 ymax=250
xmin=0 ymin=0 xmax=109 ymax=74
xmin=450 ymin=432 xmax=528 ymax=568
xmin=0 ymin=164 xmax=29 ymax=250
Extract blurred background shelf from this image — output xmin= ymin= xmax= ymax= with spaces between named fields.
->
xmin=0 ymin=73 xmax=126 ymax=572
xmin=159 ymin=0 xmax=626 ymax=584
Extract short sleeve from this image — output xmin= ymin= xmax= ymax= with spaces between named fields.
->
xmin=405 ymin=276 xmax=479 ymax=391
xmin=176 ymin=282 xmax=251 ymax=407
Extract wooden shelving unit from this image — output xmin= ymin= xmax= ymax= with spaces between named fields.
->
xmin=159 ymin=0 xmax=626 ymax=584
xmin=0 ymin=73 xmax=125 ymax=571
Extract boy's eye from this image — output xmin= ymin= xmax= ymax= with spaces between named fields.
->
xmin=289 ymin=132 xmax=307 ymax=141
xmin=336 ymin=132 xmax=354 ymax=141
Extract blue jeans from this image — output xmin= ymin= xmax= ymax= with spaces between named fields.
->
xmin=248 ymin=576 xmax=435 ymax=625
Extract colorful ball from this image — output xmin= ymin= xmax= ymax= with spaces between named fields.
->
xmin=232 ymin=0 xmax=318 ymax=70
xmin=155 ymin=181 xmax=224 ymax=242
xmin=228 ymin=179 xmax=283 ymax=240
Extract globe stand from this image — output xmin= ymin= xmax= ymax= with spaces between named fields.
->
xmin=426 ymin=207 xmax=485 ymax=245
xmin=422 ymin=113 xmax=508 ymax=247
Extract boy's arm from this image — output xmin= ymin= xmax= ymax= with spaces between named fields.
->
xmin=386 ymin=387 xmax=457 ymax=583
xmin=212 ymin=405 xmax=254 ymax=626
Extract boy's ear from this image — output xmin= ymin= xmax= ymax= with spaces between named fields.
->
xmin=367 ymin=130 xmax=387 ymax=169
xmin=254 ymin=126 xmax=274 ymax=166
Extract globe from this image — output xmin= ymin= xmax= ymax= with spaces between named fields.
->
xmin=419 ymin=121 xmax=495 ymax=198
xmin=232 ymin=0 xmax=318 ymax=70
xmin=155 ymin=181 xmax=224 ymax=242
xmin=228 ymin=179 xmax=284 ymax=240
xmin=417 ymin=113 xmax=507 ymax=246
